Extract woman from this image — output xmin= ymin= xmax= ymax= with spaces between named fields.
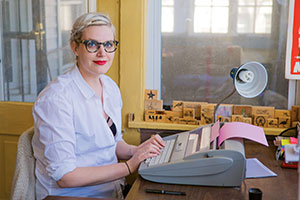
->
xmin=32 ymin=12 xmax=165 ymax=199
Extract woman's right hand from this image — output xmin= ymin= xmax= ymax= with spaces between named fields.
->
xmin=126 ymin=134 xmax=165 ymax=173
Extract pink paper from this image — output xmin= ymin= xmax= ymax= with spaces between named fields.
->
xmin=290 ymin=137 xmax=298 ymax=144
xmin=218 ymin=122 xmax=268 ymax=147
xmin=210 ymin=120 xmax=220 ymax=143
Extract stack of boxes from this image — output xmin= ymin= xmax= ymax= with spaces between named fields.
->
xmin=143 ymin=89 xmax=298 ymax=128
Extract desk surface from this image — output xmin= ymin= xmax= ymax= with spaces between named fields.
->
xmin=126 ymin=139 xmax=298 ymax=200
xmin=44 ymin=196 xmax=114 ymax=200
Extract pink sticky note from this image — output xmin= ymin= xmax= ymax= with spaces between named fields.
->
xmin=290 ymin=137 xmax=298 ymax=144
xmin=218 ymin=122 xmax=268 ymax=147
xmin=210 ymin=120 xmax=220 ymax=143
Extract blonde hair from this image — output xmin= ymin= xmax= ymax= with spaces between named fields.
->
xmin=69 ymin=12 xmax=116 ymax=47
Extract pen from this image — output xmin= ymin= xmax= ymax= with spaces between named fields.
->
xmin=145 ymin=188 xmax=186 ymax=196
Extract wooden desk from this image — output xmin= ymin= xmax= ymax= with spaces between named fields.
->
xmin=44 ymin=196 xmax=114 ymax=200
xmin=126 ymin=139 xmax=298 ymax=200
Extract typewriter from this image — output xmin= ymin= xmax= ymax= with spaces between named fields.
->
xmin=138 ymin=124 xmax=246 ymax=187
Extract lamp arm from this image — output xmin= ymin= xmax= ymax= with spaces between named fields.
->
xmin=213 ymin=88 xmax=237 ymax=123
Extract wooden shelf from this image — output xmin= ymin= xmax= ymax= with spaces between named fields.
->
xmin=128 ymin=121 xmax=287 ymax=136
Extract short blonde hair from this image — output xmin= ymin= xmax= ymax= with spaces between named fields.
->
xmin=70 ymin=12 xmax=116 ymax=47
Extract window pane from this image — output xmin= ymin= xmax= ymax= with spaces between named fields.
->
xmin=239 ymin=0 xmax=255 ymax=6
xmin=212 ymin=0 xmax=229 ymax=6
xmin=237 ymin=7 xmax=255 ymax=33
xmin=161 ymin=7 xmax=174 ymax=32
xmin=194 ymin=7 xmax=211 ymax=32
xmin=162 ymin=0 xmax=174 ymax=6
xmin=255 ymin=7 xmax=272 ymax=33
xmin=211 ymin=7 xmax=228 ymax=33
xmin=195 ymin=0 xmax=211 ymax=6
xmin=257 ymin=0 xmax=272 ymax=6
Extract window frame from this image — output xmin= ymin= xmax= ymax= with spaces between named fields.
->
xmin=0 ymin=0 xmax=3 ymax=100
xmin=0 ymin=0 xmax=97 ymax=102
xmin=147 ymin=0 xmax=297 ymax=109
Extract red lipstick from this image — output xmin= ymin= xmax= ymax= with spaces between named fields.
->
xmin=94 ymin=60 xmax=107 ymax=65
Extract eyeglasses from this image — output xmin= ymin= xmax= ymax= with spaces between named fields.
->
xmin=77 ymin=40 xmax=119 ymax=53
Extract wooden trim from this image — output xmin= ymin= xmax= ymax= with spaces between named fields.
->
xmin=0 ymin=102 xmax=34 ymax=135
xmin=128 ymin=120 xmax=287 ymax=136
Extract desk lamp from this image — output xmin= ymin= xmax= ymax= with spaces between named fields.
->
xmin=213 ymin=61 xmax=268 ymax=123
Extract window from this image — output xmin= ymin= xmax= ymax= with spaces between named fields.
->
xmin=0 ymin=0 xmax=96 ymax=102
xmin=194 ymin=0 xmax=229 ymax=33
xmin=237 ymin=0 xmax=273 ymax=34
xmin=147 ymin=0 xmax=291 ymax=109
xmin=161 ymin=0 xmax=174 ymax=33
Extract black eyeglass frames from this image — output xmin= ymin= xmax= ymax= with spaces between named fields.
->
xmin=77 ymin=39 xmax=119 ymax=53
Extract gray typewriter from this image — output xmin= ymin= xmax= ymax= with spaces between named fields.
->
xmin=138 ymin=124 xmax=246 ymax=187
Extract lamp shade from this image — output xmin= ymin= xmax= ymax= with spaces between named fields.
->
xmin=230 ymin=61 xmax=268 ymax=98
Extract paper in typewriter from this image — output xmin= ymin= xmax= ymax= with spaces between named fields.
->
xmin=217 ymin=122 xmax=268 ymax=147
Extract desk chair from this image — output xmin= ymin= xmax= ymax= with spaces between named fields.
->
xmin=11 ymin=127 xmax=36 ymax=200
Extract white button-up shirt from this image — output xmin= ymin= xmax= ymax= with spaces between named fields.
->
xmin=32 ymin=66 xmax=124 ymax=200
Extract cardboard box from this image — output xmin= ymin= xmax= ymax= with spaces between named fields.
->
xmin=233 ymin=105 xmax=252 ymax=117
xmin=144 ymin=89 xmax=158 ymax=100
xmin=144 ymin=99 xmax=163 ymax=111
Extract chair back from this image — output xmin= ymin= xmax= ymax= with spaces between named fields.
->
xmin=11 ymin=127 xmax=35 ymax=200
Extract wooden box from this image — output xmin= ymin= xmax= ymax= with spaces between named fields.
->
xmin=278 ymin=117 xmax=291 ymax=128
xmin=233 ymin=105 xmax=252 ymax=117
xmin=172 ymin=101 xmax=183 ymax=112
xmin=243 ymin=117 xmax=252 ymax=124
xmin=252 ymin=106 xmax=275 ymax=118
xmin=200 ymin=104 xmax=215 ymax=124
xmin=267 ymin=118 xmax=278 ymax=128
xmin=253 ymin=114 xmax=268 ymax=127
xmin=291 ymin=105 xmax=300 ymax=122
xmin=144 ymin=99 xmax=163 ymax=111
xmin=144 ymin=89 xmax=158 ymax=100
xmin=145 ymin=110 xmax=166 ymax=123
xmin=183 ymin=108 xmax=195 ymax=119
xmin=275 ymin=109 xmax=291 ymax=118
xmin=231 ymin=115 xmax=244 ymax=122
xmin=216 ymin=104 xmax=233 ymax=118
xmin=183 ymin=101 xmax=207 ymax=120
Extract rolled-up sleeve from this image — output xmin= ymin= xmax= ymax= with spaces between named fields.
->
xmin=33 ymin=93 xmax=77 ymax=181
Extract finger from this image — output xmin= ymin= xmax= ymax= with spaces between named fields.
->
xmin=149 ymin=145 xmax=162 ymax=155
xmin=152 ymin=134 xmax=166 ymax=147
xmin=151 ymin=137 xmax=165 ymax=149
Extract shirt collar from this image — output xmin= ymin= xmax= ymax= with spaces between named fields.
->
xmin=70 ymin=66 xmax=96 ymax=99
